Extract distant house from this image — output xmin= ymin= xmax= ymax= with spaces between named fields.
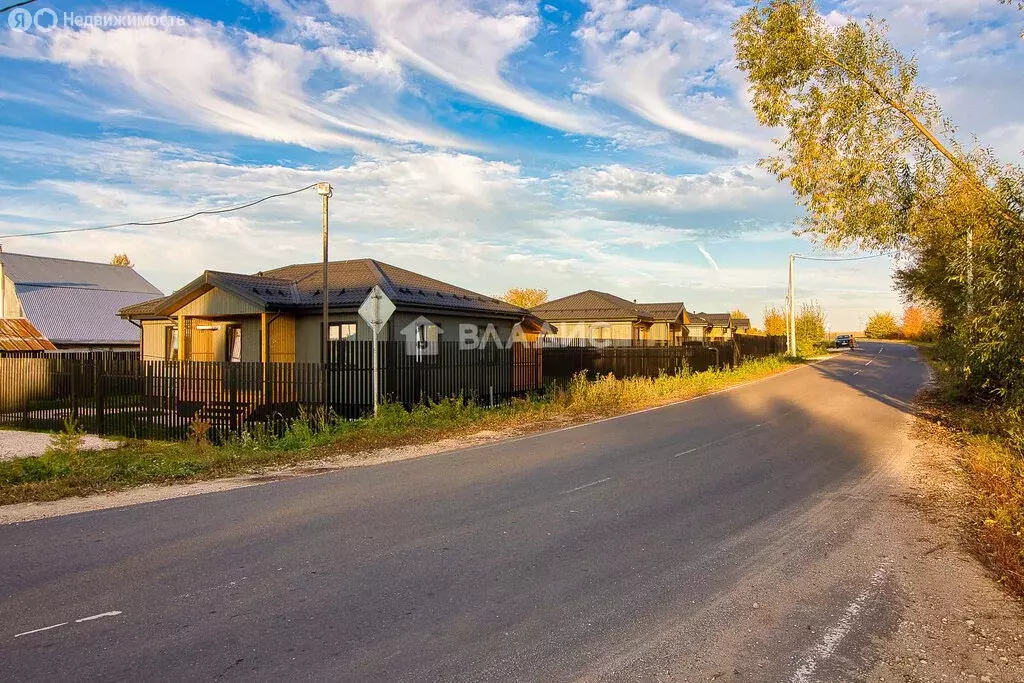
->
xmin=119 ymin=258 xmax=546 ymax=363
xmin=0 ymin=252 xmax=162 ymax=351
xmin=530 ymin=290 xmax=689 ymax=344
xmin=733 ymin=317 xmax=752 ymax=334
xmin=687 ymin=312 xmax=735 ymax=341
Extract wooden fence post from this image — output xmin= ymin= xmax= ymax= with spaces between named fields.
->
xmin=22 ymin=372 xmax=28 ymax=428
xmin=229 ymin=364 xmax=239 ymax=434
xmin=145 ymin=362 xmax=153 ymax=439
xmin=70 ymin=360 xmax=78 ymax=423
xmin=94 ymin=357 xmax=105 ymax=436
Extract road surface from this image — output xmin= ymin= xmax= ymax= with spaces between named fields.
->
xmin=0 ymin=342 xmax=931 ymax=681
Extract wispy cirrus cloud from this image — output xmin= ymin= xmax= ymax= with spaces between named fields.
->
xmin=322 ymin=0 xmax=599 ymax=134
xmin=574 ymin=0 xmax=766 ymax=155
xmin=0 ymin=20 xmax=468 ymax=152
xmin=696 ymin=243 xmax=720 ymax=271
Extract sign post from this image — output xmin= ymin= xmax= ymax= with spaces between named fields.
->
xmin=358 ymin=286 xmax=396 ymax=417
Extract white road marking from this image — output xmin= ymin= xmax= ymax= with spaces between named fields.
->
xmin=13 ymin=610 xmax=123 ymax=639
xmin=75 ymin=611 xmax=122 ymax=623
xmin=14 ymin=622 xmax=68 ymax=638
xmin=563 ymin=477 xmax=611 ymax=494
xmin=790 ymin=560 xmax=892 ymax=682
xmin=671 ymin=411 xmax=793 ymax=459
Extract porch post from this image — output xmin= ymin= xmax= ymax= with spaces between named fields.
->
xmin=177 ymin=313 xmax=186 ymax=361
xmin=261 ymin=312 xmax=269 ymax=405
xmin=260 ymin=312 xmax=269 ymax=364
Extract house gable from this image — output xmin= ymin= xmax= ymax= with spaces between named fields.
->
xmin=175 ymin=287 xmax=265 ymax=317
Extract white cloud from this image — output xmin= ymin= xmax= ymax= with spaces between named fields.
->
xmin=564 ymin=163 xmax=785 ymax=211
xmin=575 ymin=0 xmax=766 ymax=154
xmin=0 ymin=21 xmax=466 ymax=152
xmin=319 ymin=47 xmax=404 ymax=85
xmin=324 ymin=0 xmax=597 ymax=133
xmin=696 ymin=243 xmax=720 ymax=271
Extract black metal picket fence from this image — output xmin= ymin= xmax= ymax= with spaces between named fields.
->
xmin=0 ymin=335 xmax=785 ymax=442
xmin=540 ymin=335 xmax=787 ymax=385
xmin=0 ymin=343 xmax=542 ymax=442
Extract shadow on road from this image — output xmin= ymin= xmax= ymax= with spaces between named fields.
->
xmin=0 ymin=344 xmax=929 ymax=682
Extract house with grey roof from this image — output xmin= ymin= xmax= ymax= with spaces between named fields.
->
xmin=0 ymin=252 xmax=162 ymax=351
xmin=530 ymin=290 xmax=690 ymax=345
xmin=119 ymin=258 xmax=546 ymax=363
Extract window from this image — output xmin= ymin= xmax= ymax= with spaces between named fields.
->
xmin=328 ymin=322 xmax=358 ymax=342
xmin=165 ymin=326 xmax=179 ymax=361
xmin=328 ymin=322 xmax=359 ymax=366
xmin=226 ymin=325 xmax=242 ymax=362
xmin=415 ymin=323 xmax=439 ymax=361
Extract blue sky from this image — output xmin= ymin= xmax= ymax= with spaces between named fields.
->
xmin=0 ymin=0 xmax=1021 ymax=330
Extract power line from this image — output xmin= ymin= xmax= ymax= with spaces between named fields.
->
xmin=794 ymin=253 xmax=886 ymax=262
xmin=0 ymin=184 xmax=321 ymax=240
xmin=0 ymin=0 xmax=40 ymax=14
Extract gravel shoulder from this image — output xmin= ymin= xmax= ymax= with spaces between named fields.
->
xmin=0 ymin=426 xmax=521 ymax=524
xmin=865 ymin=416 xmax=1024 ymax=682
xmin=0 ymin=429 xmax=117 ymax=461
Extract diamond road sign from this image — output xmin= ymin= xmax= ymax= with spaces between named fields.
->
xmin=358 ymin=285 xmax=396 ymax=335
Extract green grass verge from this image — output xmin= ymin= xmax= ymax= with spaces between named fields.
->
xmin=0 ymin=357 xmax=800 ymax=506
xmin=912 ymin=341 xmax=1024 ymax=599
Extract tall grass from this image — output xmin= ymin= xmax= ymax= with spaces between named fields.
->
xmin=914 ymin=341 xmax=1024 ymax=598
xmin=0 ymin=356 xmax=795 ymax=505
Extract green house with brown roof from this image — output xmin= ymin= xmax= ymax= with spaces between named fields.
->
xmin=530 ymin=290 xmax=690 ymax=345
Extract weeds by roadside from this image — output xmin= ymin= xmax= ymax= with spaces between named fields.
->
xmin=47 ymin=417 xmax=84 ymax=459
xmin=913 ymin=342 xmax=1024 ymax=600
xmin=0 ymin=356 xmax=798 ymax=506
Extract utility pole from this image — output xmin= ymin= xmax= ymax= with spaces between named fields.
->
xmin=317 ymin=182 xmax=333 ymax=416
xmin=788 ymin=254 xmax=796 ymax=357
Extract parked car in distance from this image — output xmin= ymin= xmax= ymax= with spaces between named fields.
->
xmin=834 ymin=334 xmax=854 ymax=349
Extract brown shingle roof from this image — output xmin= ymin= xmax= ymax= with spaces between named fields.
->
xmin=635 ymin=302 xmax=686 ymax=322
xmin=691 ymin=312 xmax=732 ymax=327
xmin=531 ymin=290 xmax=651 ymax=322
xmin=533 ymin=292 xmax=689 ymax=324
xmin=121 ymin=259 xmax=529 ymax=320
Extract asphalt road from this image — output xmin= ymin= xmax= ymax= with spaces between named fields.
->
xmin=0 ymin=342 xmax=931 ymax=682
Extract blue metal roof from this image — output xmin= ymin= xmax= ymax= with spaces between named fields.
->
xmin=16 ymin=286 xmax=155 ymax=344
xmin=0 ymin=253 xmax=161 ymax=294
xmin=0 ymin=252 xmax=162 ymax=345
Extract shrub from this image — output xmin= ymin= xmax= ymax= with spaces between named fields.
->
xmin=795 ymin=301 xmax=827 ymax=356
xmin=864 ymin=311 xmax=901 ymax=339
xmin=47 ymin=417 xmax=84 ymax=458
xmin=187 ymin=418 xmax=213 ymax=449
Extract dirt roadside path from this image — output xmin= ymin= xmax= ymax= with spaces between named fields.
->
xmin=865 ymin=417 xmax=1024 ymax=682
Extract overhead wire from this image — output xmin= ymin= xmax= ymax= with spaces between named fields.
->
xmin=0 ymin=184 xmax=321 ymax=240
